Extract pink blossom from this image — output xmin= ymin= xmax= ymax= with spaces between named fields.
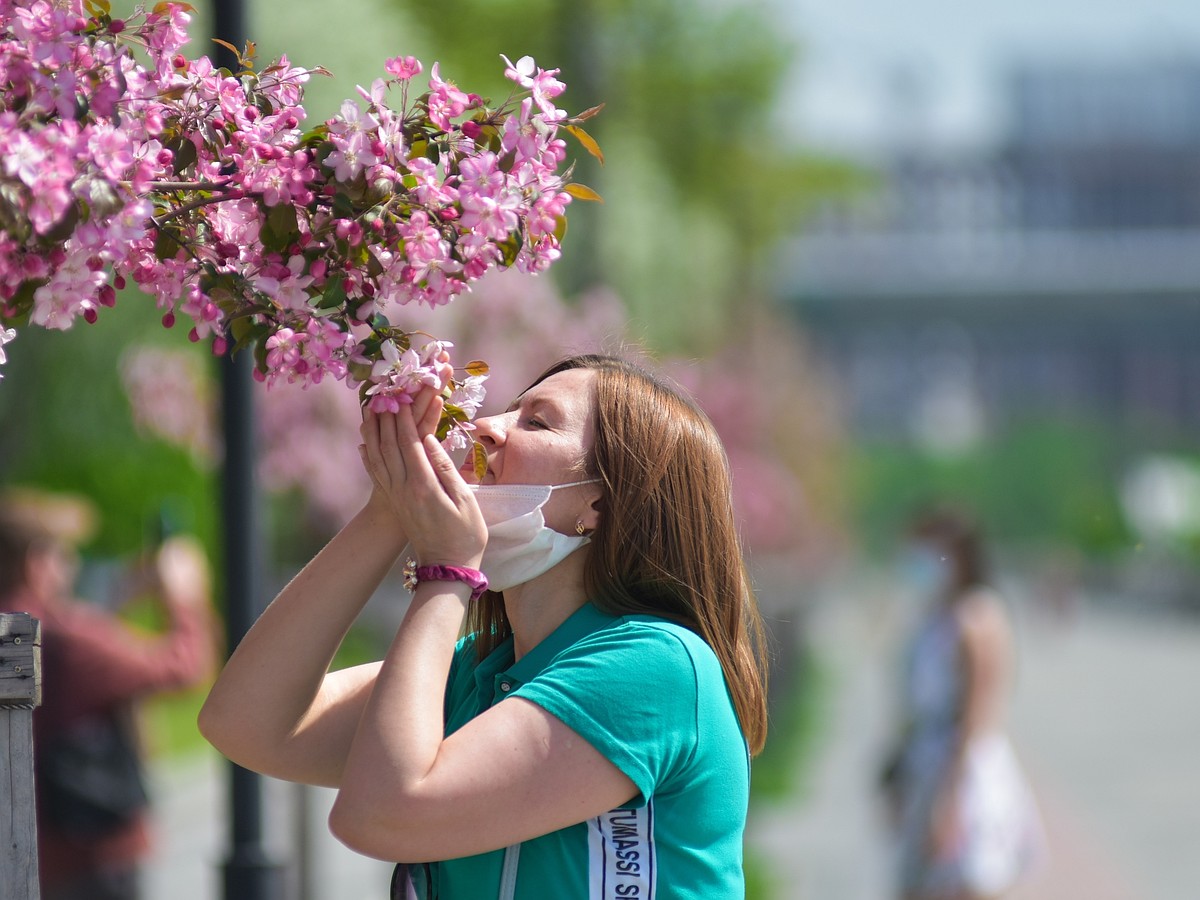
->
xmin=384 ymin=55 xmax=422 ymax=80
xmin=426 ymin=62 xmax=471 ymax=132
xmin=403 ymin=157 xmax=457 ymax=207
xmin=87 ymin=123 xmax=135 ymax=181
xmin=265 ymin=327 xmax=302 ymax=374
xmin=2 ymin=14 xmax=578 ymax=451
xmin=501 ymin=97 xmax=552 ymax=163
xmin=500 ymin=54 xmax=567 ymax=120
xmin=459 ymin=190 xmax=521 ymax=242
xmin=326 ymin=98 xmax=380 ymax=181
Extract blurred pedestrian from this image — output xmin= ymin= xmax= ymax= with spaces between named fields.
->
xmin=879 ymin=505 xmax=1044 ymax=900
xmin=0 ymin=489 xmax=216 ymax=900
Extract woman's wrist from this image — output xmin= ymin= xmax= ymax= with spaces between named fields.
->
xmin=403 ymin=559 xmax=488 ymax=601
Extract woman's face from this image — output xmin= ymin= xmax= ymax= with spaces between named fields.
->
xmin=462 ymin=368 xmax=599 ymax=531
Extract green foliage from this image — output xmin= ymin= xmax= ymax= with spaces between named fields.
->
xmin=381 ymin=0 xmax=862 ymax=351
xmin=848 ymin=420 xmax=1133 ymax=559
xmin=0 ymin=299 xmax=218 ymax=560
xmin=743 ymin=846 xmax=777 ymax=900
xmin=751 ymin=647 xmax=829 ymax=805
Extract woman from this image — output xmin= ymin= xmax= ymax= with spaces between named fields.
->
xmin=881 ymin=507 xmax=1043 ymax=900
xmin=199 ymin=354 xmax=768 ymax=899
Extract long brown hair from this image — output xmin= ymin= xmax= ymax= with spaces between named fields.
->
xmin=464 ymin=354 xmax=769 ymax=755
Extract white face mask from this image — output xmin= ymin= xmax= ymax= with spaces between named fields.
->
xmin=467 ymin=479 xmax=600 ymax=592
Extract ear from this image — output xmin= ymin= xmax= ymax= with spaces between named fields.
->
xmin=579 ymin=489 xmax=603 ymax=533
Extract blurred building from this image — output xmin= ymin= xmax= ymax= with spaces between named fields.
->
xmin=781 ymin=57 xmax=1200 ymax=449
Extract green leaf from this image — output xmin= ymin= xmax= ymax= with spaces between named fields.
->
xmin=261 ymin=204 xmax=300 ymax=252
xmin=463 ymin=359 xmax=490 ymax=377
xmin=316 ymin=278 xmax=346 ymax=310
xmin=230 ymin=318 xmax=269 ymax=356
xmin=365 ymin=248 xmax=385 ymax=278
xmin=497 ymin=231 xmax=521 ymax=267
xmin=5 ymin=280 xmax=43 ymax=323
xmin=552 ymin=214 xmax=568 ymax=243
xmin=171 ymin=138 xmax=197 ymax=175
xmin=332 ymin=192 xmax=355 ymax=219
xmin=253 ymin=334 xmax=269 ymax=372
xmin=154 ymin=228 xmax=181 ymax=260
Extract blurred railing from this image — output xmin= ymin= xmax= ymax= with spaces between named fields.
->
xmin=0 ymin=612 xmax=42 ymax=900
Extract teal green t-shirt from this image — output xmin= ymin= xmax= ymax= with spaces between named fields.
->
xmin=406 ymin=602 xmax=750 ymax=900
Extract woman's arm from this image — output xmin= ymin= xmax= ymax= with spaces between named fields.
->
xmin=198 ymin=379 xmax=451 ymax=786
xmin=929 ymin=590 xmax=1011 ymax=856
xmin=196 ymin=495 xmax=405 ymax=786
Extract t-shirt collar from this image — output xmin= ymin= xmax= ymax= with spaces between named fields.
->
xmin=502 ymin=602 xmax=615 ymax=689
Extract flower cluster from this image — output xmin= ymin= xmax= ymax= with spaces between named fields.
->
xmin=0 ymin=0 xmax=602 ymax=452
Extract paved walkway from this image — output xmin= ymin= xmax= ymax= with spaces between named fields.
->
xmin=143 ymin=572 xmax=1199 ymax=899
xmin=748 ymin=571 xmax=1200 ymax=899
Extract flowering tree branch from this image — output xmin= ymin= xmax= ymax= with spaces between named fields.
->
xmin=0 ymin=0 xmax=604 ymax=463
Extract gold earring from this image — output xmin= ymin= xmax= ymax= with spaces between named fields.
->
xmin=575 ymin=519 xmax=586 ymax=535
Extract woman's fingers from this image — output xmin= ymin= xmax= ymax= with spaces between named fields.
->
xmin=424 ymin=434 xmax=463 ymax=495
xmin=417 ymin=395 xmax=444 ymax=439
xmin=360 ymin=410 xmax=386 ymax=484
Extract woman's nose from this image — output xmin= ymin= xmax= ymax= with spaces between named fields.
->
xmin=471 ymin=412 xmax=508 ymax=446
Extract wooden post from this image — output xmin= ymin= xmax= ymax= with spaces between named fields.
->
xmin=0 ymin=613 xmax=42 ymax=900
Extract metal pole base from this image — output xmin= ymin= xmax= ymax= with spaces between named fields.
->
xmin=221 ymin=851 xmax=289 ymax=900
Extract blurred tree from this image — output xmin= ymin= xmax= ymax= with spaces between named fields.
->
xmin=391 ymin=0 xmax=863 ymax=351
xmin=0 ymin=299 xmax=219 ymax=560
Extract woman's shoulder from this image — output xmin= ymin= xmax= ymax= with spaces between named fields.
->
xmin=953 ymin=587 xmax=1012 ymax=650
xmin=575 ymin=614 xmax=723 ymax=682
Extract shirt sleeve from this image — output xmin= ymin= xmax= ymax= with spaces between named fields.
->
xmin=512 ymin=621 xmax=700 ymax=805
xmin=51 ymin=598 xmax=216 ymax=717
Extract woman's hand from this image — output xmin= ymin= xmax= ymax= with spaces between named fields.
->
xmin=153 ymin=535 xmax=212 ymax=612
xmin=358 ymin=353 xmax=453 ymax=522
xmin=928 ymin=778 xmax=963 ymax=861
xmin=360 ymin=398 xmax=486 ymax=570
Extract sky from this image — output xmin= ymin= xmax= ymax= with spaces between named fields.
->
xmin=775 ymin=0 xmax=1200 ymax=157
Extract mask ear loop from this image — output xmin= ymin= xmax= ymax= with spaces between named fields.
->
xmin=550 ymin=478 xmax=602 ymax=490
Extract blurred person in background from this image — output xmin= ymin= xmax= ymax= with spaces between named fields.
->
xmin=879 ymin=505 xmax=1044 ymax=900
xmin=0 ymin=489 xmax=216 ymax=900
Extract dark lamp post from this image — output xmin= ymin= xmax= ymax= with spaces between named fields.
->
xmin=213 ymin=1 xmax=288 ymax=898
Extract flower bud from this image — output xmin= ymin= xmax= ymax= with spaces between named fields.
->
xmin=108 ymin=18 xmax=125 ymax=33
xmin=212 ymin=337 xmax=229 ymax=356
xmin=461 ymin=120 xmax=482 ymax=140
xmin=83 ymin=307 xmax=98 ymax=324
xmin=98 ymin=285 xmax=117 ymax=307
xmin=173 ymin=54 xmax=187 ymax=69
xmin=114 ymin=274 xmax=126 ymax=290
xmin=162 ymin=311 xmax=176 ymax=328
